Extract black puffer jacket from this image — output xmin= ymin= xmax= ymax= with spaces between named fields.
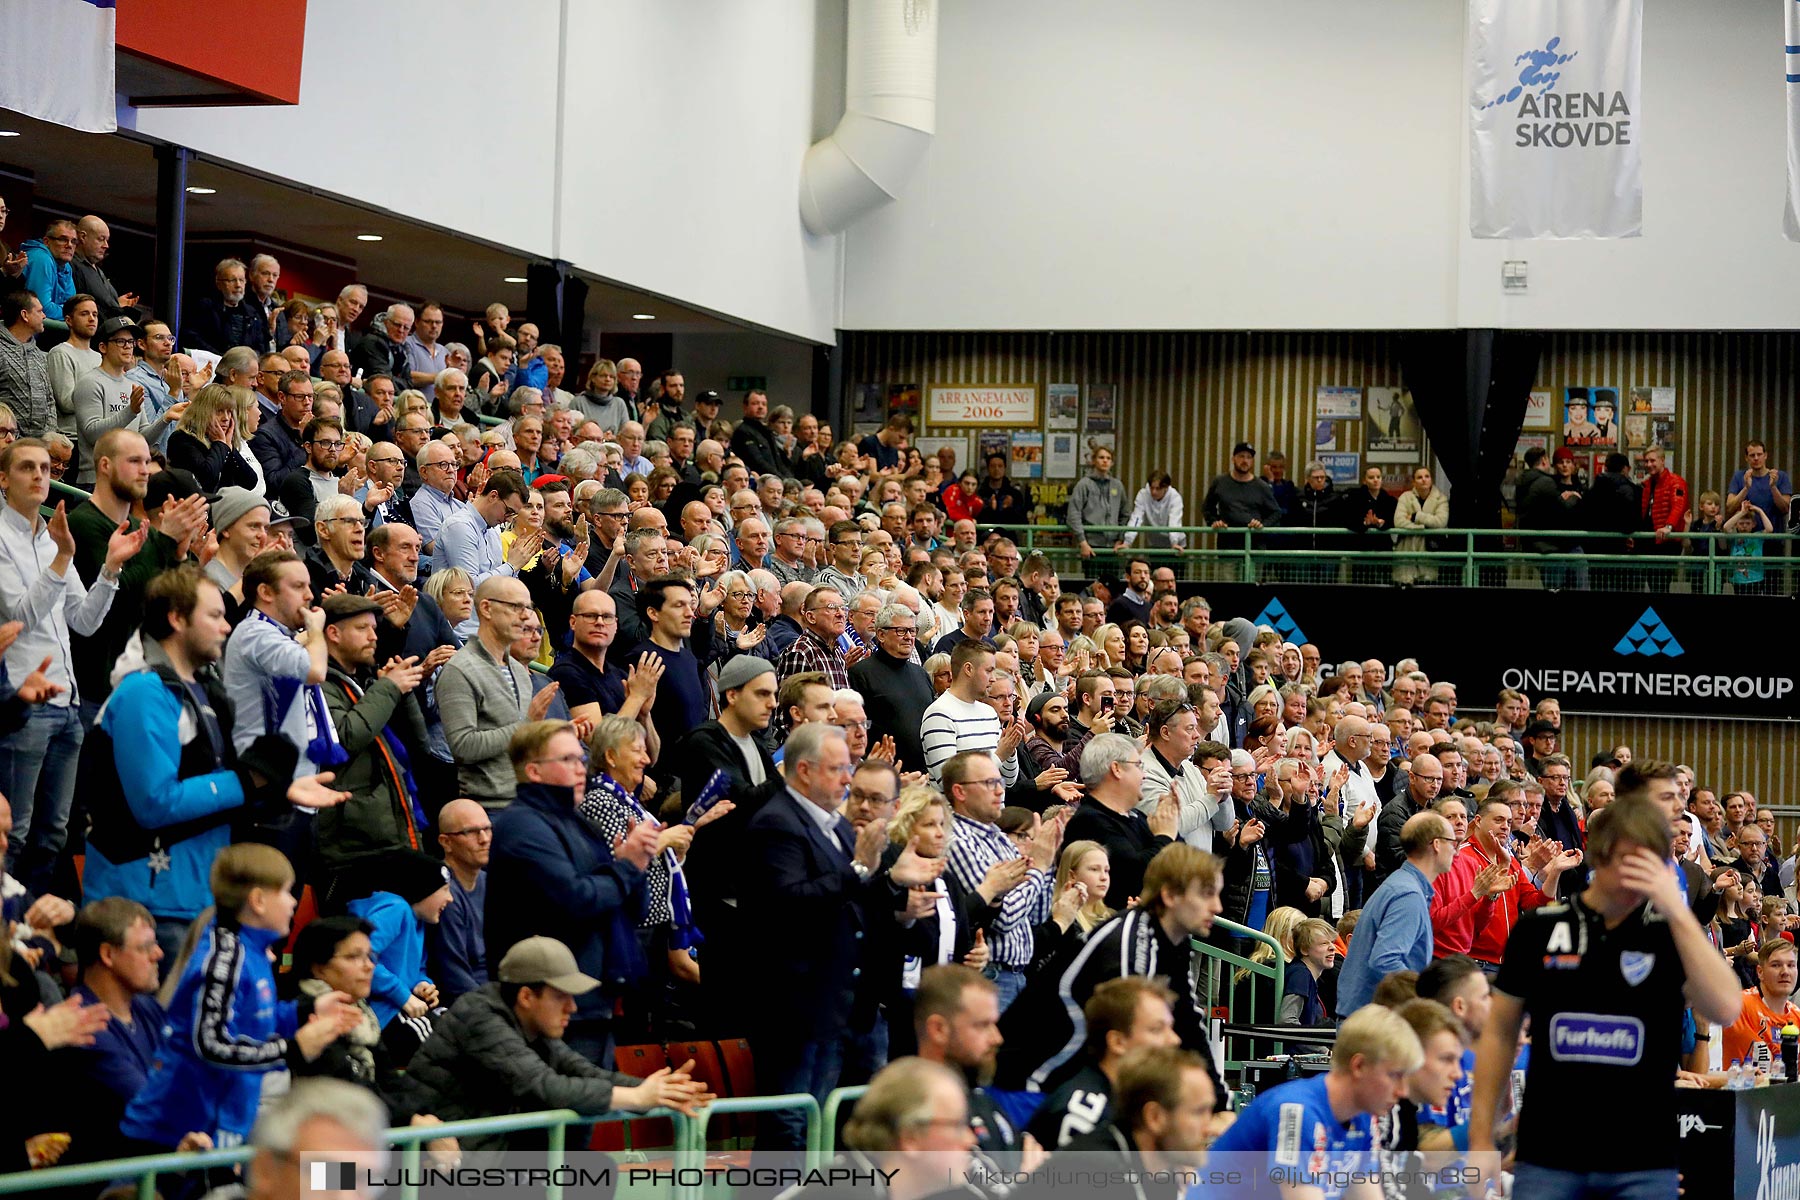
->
xmin=400 ymin=983 xmax=641 ymax=1150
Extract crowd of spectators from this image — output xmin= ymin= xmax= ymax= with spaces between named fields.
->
xmin=0 ymin=245 xmax=1786 ymax=1197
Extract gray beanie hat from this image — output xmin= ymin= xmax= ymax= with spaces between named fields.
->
xmin=210 ymin=486 xmax=270 ymax=534
xmin=716 ymin=653 xmax=776 ymax=696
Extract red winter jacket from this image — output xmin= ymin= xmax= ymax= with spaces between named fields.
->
xmin=1640 ymin=468 xmax=1689 ymax=542
xmin=942 ymin=486 xmax=986 ymax=523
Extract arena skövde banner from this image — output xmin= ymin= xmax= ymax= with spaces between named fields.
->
xmin=1470 ymin=0 xmax=1643 ymax=239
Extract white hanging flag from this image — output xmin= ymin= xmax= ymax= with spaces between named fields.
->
xmin=1784 ymin=0 xmax=1800 ymax=240
xmin=1469 ymin=0 xmax=1642 ymax=239
xmin=0 ymin=0 xmax=117 ymax=134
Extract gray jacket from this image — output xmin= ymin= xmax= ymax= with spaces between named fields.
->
xmin=1066 ymin=473 xmax=1130 ymax=545
xmin=436 ymin=637 xmax=531 ymax=803
xmin=400 ymin=984 xmax=639 ymax=1150
xmin=0 ymin=325 xmax=53 ymax=438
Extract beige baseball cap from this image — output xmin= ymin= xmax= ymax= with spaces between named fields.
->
xmin=497 ymin=936 xmax=600 ymax=995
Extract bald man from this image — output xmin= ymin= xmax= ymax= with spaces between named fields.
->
xmin=681 ymin=501 xmax=714 ymax=544
xmin=430 ymin=797 xmax=491 ymax=1006
xmin=72 ymin=215 xmax=139 ymax=321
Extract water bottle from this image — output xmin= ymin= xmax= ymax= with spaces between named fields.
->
xmin=1781 ymin=1024 xmax=1798 ymax=1082
xmin=1727 ymin=1059 xmax=1745 ymax=1090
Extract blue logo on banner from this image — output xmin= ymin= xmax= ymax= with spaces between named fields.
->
xmin=1252 ymin=597 xmax=1306 ymax=647
xmin=1614 ymin=607 xmax=1685 ymax=658
xmin=1548 ymin=1013 xmax=1644 ymax=1065
xmin=1484 ymin=37 xmax=1580 ymax=109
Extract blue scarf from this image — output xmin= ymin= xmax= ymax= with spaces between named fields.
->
xmin=254 ymin=610 xmax=348 ymax=771
xmin=593 ymin=772 xmax=703 ymax=951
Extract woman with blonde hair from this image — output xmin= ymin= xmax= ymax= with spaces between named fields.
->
xmin=1092 ymin=622 xmax=1126 ymax=670
xmin=167 ymin=382 xmax=258 ymax=491
xmin=1232 ymin=906 xmax=1312 ymax=1055
xmin=1048 ymin=840 xmax=1115 ymax=936
xmin=882 ymin=783 xmax=995 ymax=1055
xmin=228 ymin=385 xmax=266 ymax=495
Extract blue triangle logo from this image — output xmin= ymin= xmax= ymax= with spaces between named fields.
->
xmin=1613 ymin=607 xmax=1685 ymax=657
xmin=1252 ymin=597 xmax=1307 ymax=647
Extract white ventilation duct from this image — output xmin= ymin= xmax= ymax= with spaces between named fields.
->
xmin=800 ymin=0 xmax=938 ymax=236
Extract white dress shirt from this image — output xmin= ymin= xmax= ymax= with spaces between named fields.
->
xmin=0 ymin=505 xmax=118 ymax=705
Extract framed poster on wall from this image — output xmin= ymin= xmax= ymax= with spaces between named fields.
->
xmin=927 ymin=384 xmax=1040 ymax=427
xmin=1046 ymin=383 xmax=1080 ymax=430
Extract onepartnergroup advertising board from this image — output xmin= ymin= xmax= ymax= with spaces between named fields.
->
xmin=1194 ymin=585 xmax=1799 ymax=722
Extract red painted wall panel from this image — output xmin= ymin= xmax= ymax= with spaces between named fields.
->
xmin=117 ymin=0 xmax=307 ymax=105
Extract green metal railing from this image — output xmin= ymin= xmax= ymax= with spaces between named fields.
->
xmin=821 ymin=1085 xmax=869 ymax=1159
xmin=1192 ymin=918 xmax=1288 ymax=1075
xmin=0 ymin=1094 xmax=833 ymax=1200
xmin=977 ymin=523 xmax=1797 ymax=595
xmin=0 ymin=1109 xmax=592 ymax=1200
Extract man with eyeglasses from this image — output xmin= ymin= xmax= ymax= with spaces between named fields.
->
xmin=408 ymin=437 xmax=462 ymax=557
xmin=430 ymin=798 xmax=493 ymax=1008
xmin=551 ymin=588 xmax=662 ymax=740
xmin=767 ymin=516 xmax=816 ymax=586
xmin=276 ymin=414 xmax=349 ymax=539
xmin=1373 ymin=749 xmax=1443 ymax=895
xmin=250 ymin=369 xmax=314 ymax=496
xmin=1063 ymin=733 xmax=1181 ymax=909
xmin=69 ymin=315 xmax=171 ymax=487
xmin=815 ymin=518 xmax=866 ymax=602
xmin=20 ymin=219 xmax=77 ymax=322
xmin=434 ymin=470 xmax=535 ymax=635
xmin=1336 ymin=810 xmax=1459 ymax=1015
xmin=847 ymin=602 xmax=934 ymax=775
xmin=488 ymin=720 xmax=658 ymax=1062
xmin=186 ymin=256 xmax=268 ymax=355
xmin=302 ymin=494 xmax=381 ymax=600
xmin=1530 ymin=752 xmax=1588 ymax=899
xmin=438 ymin=576 xmax=563 ymax=807
xmin=776 ymin=583 xmax=859 ymax=699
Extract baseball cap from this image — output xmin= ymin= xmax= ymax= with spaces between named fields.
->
xmin=145 ymin=467 xmax=201 ymax=512
xmin=1232 ymin=441 xmax=1255 ymax=456
xmin=210 ymin=486 xmax=270 ymax=534
xmin=96 ymin=315 xmax=143 ymax=343
xmin=266 ymin=499 xmax=306 ymax=530
xmin=498 ymin=936 xmax=600 ymax=994
xmin=694 ymin=390 xmax=722 ymax=408
xmin=1524 ymin=719 xmax=1559 ymax=738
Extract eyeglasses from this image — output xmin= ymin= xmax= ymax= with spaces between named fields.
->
xmin=484 ymin=597 xmax=532 ymax=612
xmin=848 ymin=787 xmax=895 ymax=806
xmin=323 ymin=516 xmax=369 ymax=528
xmin=444 ymin=825 xmax=494 ymax=839
xmin=959 ymin=777 xmax=1005 ymax=791
xmin=572 ymin=611 xmax=617 ymax=623
xmin=0 ymin=426 xmax=18 ymax=439
xmin=879 ymin=626 xmax=917 ymax=637
xmin=836 ymin=719 xmax=873 ymax=732
xmin=725 ymin=590 xmax=752 ymax=601
xmin=332 ymin=949 xmax=377 ymax=965
xmin=533 ymin=752 xmax=589 ymax=768
xmin=1540 ymin=773 xmax=1571 ymax=782
xmin=309 ymin=439 xmax=345 ymax=450
xmin=1229 ymin=771 xmax=1257 ymax=781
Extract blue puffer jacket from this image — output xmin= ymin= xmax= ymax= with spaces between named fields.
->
xmin=82 ymin=667 xmax=246 ymax=922
xmin=348 ymin=891 xmax=431 ymax=1029
xmin=19 ymin=240 xmax=74 ymax=320
xmin=121 ymin=918 xmax=297 ymax=1148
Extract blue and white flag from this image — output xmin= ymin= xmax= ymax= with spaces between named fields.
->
xmin=0 ymin=0 xmax=117 ymax=134
xmin=1785 ymin=1 xmax=1800 ymax=239
xmin=1469 ymin=0 xmax=1643 ymax=238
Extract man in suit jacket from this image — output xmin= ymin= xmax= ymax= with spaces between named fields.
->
xmin=737 ymin=722 xmax=940 ymax=1151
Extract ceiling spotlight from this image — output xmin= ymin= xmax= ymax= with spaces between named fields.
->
xmin=356 ymin=233 xmax=383 ymax=242
xmin=0 ymin=131 xmax=20 ymax=138
xmin=631 ymin=313 xmax=656 ymax=321
xmin=185 ymin=186 xmax=216 ymax=195
xmin=503 ymin=276 xmax=527 ymax=284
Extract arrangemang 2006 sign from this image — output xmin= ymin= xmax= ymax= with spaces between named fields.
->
xmin=1192 ymin=585 xmax=1798 ymax=721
